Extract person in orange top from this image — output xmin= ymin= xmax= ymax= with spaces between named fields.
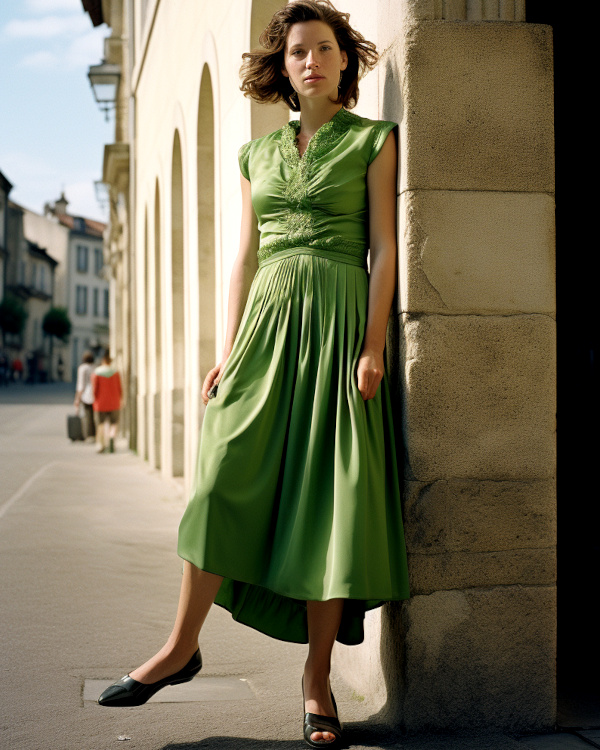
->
xmin=92 ymin=351 xmax=122 ymax=453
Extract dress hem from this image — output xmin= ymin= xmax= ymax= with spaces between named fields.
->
xmin=177 ymin=552 xmax=410 ymax=606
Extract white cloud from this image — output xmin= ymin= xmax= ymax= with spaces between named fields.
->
xmin=4 ymin=14 xmax=90 ymax=39
xmin=18 ymin=49 xmax=59 ymax=69
xmin=14 ymin=26 xmax=105 ymax=70
xmin=24 ymin=0 xmax=84 ymax=14
xmin=62 ymin=28 xmax=105 ymax=68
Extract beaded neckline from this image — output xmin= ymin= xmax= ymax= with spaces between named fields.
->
xmin=279 ymin=107 xmax=357 ymax=167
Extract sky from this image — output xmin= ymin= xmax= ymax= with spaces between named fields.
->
xmin=0 ymin=0 xmax=113 ymax=223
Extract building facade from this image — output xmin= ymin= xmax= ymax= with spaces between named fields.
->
xmin=83 ymin=0 xmax=557 ymax=735
xmin=3 ymin=200 xmax=57 ymax=380
xmin=25 ymin=193 xmax=110 ymax=381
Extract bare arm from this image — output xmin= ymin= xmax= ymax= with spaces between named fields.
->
xmin=201 ymin=173 xmax=259 ymax=404
xmin=74 ymin=364 xmax=83 ymax=407
xmin=357 ymin=130 xmax=398 ymax=401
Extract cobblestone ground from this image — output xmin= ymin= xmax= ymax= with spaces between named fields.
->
xmin=0 ymin=383 xmax=593 ymax=750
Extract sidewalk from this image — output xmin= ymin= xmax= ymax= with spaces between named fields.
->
xmin=0 ymin=383 xmax=596 ymax=750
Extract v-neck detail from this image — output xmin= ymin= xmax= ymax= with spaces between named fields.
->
xmin=279 ymin=107 xmax=356 ymax=169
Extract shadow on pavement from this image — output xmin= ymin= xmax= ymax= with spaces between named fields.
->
xmin=162 ymin=722 xmax=400 ymax=749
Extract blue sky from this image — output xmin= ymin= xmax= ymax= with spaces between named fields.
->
xmin=0 ymin=0 xmax=112 ymax=222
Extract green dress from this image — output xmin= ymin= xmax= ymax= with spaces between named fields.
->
xmin=177 ymin=107 xmax=410 ymax=646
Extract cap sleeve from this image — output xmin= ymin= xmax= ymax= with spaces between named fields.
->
xmin=238 ymin=140 xmax=252 ymax=180
xmin=368 ymin=120 xmax=397 ymax=165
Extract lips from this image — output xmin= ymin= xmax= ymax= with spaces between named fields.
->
xmin=304 ymin=75 xmax=324 ymax=82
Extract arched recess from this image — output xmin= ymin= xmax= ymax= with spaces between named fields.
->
xmin=196 ymin=63 xmax=216 ymax=427
xmin=153 ymin=179 xmax=162 ymax=471
xmin=171 ymin=130 xmax=185 ymax=477
xmin=250 ymin=0 xmax=290 ymax=138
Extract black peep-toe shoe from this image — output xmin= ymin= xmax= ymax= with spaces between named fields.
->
xmin=302 ymin=676 xmax=344 ymax=748
xmin=97 ymin=648 xmax=202 ymax=707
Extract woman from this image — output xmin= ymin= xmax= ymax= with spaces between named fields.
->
xmin=98 ymin=1 xmax=410 ymax=746
xmin=92 ymin=351 xmax=122 ymax=454
xmin=74 ymin=351 xmax=96 ymax=440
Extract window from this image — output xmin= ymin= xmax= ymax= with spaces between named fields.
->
xmin=103 ymin=288 xmax=109 ymax=318
xmin=94 ymin=247 xmax=103 ymax=274
xmin=76 ymin=245 xmax=88 ymax=273
xmin=93 ymin=288 xmax=99 ymax=316
xmin=76 ymin=285 xmax=88 ymax=315
xmin=30 ymin=263 xmax=37 ymax=288
xmin=40 ymin=265 xmax=46 ymax=292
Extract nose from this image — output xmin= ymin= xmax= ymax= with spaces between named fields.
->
xmin=306 ymin=50 xmax=319 ymax=68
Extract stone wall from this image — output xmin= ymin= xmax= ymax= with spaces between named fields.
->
xmin=334 ymin=5 xmax=556 ymax=734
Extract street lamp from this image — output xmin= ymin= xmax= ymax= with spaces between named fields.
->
xmin=87 ymin=60 xmax=121 ymax=121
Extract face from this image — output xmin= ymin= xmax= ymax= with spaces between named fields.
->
xmin=281 ymin=20 xmax=348 ymax=104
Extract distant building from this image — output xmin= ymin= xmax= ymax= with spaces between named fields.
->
xmin=4 ymin=201 xmax=58 ymax=380
xmin=25 ymin=192 xmax=109 ymax=381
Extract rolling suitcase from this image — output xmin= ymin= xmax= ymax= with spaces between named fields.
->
xmin=67 ymin=412 xmax=85 ymax=441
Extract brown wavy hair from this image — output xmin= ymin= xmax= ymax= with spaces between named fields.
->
xmin=239 ymin=0 xmax=378 ymax=112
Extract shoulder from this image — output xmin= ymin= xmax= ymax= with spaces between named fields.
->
xmin=343 ymin=111 xmax=397 ymax=165
xmin=238 ymin=128 xmax=285 ymax=180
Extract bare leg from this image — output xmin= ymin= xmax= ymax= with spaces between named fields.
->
xmin=129 ymin=562 xmax=223 ymax=684
xmin=304 ymin=598 xmax=344 ymax=744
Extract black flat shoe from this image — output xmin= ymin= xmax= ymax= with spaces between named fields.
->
xmin=97 ymin=648 xmax=202 ymax=707
xmin=302 ymin=676 xmax=344 ymax=748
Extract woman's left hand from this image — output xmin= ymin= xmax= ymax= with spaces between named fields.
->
xmin=356 ymin=348 xmax=385 ymax=401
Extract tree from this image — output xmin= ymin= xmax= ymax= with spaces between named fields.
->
xmin=0 ymin=294 xmax=28 ymax=348
xmin=42 ymin=307 xmax=72 ymax=342
xmin=43 ymin=307 xmax=72 ymax=381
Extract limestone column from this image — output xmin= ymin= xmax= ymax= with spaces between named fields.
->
xmin=334 ymin=1 xmax=556 ymax=733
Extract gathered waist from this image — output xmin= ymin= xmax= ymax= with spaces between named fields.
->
xmin=257 ymin=246 xmax=367 ymax=270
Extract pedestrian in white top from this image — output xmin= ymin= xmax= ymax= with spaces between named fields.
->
xmin=74 ymin=351 xmax=96 ymax=440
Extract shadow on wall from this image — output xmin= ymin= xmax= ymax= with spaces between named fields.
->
xmin=376 ymin=32 xmax=409 ymax=735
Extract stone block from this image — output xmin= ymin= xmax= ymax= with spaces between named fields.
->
xmin=403 ymin=479 xmax=556 ymax=553
xmin=400 ymin=314 xmax=556 ymax=482
xmin=408 ymin=547 xmax=555 ymax=594
xmin=398 ymin=190 xmax=556 ymax=315
xmin=401 ymin=587 xmax=556 ymax=731
xmin=399 ymin=22 xmax=554 ymax=193
xmin=403 ymin=477 xmax=557 ymax=593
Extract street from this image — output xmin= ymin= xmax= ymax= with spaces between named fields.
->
xmin=0 ymin=383 xmax=384 ymax=750
xmin=0 ymin=384 xmax=592 ymax=750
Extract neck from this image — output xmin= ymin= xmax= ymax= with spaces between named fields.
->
xmin=297 ymin=98 xmax=343 ymax=136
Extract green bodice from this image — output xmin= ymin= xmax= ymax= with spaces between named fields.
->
xmin=238 ymin=107 xmax=397 ymax=266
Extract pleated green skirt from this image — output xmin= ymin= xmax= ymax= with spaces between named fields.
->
xmin=177 ymin=246 xmax=410 ymax=645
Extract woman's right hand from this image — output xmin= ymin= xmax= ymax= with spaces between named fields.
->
xmin=201 ymin=359 xmax=228 ymax=406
